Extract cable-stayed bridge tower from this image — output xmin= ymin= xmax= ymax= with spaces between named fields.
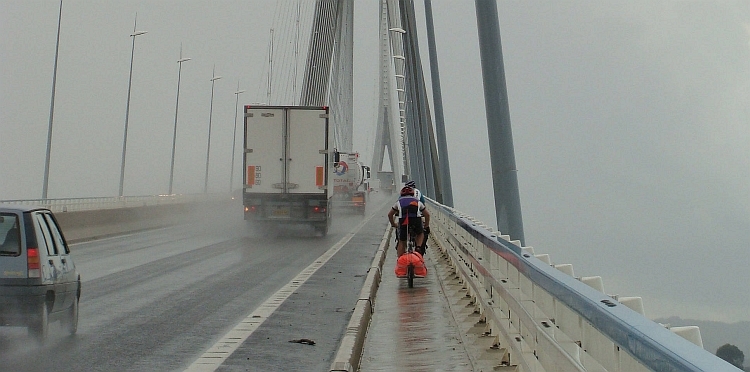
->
xmin=299 ymin=0 xmax=354 ymax=152
xmin=371 ymin=0 xmax=402 ymax=188
xmin=372 ymin=0 xmax=453 ymax=205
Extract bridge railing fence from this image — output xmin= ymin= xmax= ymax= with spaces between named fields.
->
xmin=426 ymin=198 xmax=736 ymax=372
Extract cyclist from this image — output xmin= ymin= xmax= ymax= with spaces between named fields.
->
xmin=405 ymin=180 xmax=425 ymax=203
xmin=387 ymin=186 xmax=430 ymax=257
xmin=404 ymin=180 xmax=429 ymax=254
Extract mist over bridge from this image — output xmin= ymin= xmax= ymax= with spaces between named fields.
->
xmin=0 ymin=0 xmax=744 ymax=372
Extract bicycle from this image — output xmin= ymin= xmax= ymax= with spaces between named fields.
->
xmin=406 ymin=227 xmax=417 ymax=287
xmin=395 ymin=224 xmax=426 ymax=288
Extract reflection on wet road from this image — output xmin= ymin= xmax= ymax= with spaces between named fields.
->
xmin=360 ymin=246 xmax=474 ymax=372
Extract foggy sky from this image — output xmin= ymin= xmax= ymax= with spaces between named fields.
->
xmin=2 ymin=1 xmax=750 ymax=323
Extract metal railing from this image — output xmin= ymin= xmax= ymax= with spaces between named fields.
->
xmin=427 ymin=198 xmax=736 ymax=372
xmin=0 ymin=193 xmax=231 ymax=213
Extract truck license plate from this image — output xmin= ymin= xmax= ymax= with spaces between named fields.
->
xmin=272 ymin=207 xmax=290 ymax=218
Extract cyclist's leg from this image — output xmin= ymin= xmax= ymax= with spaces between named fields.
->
xmin=421 ymin=216 xmax=429 ymax=250
xmin=397 ymin=225 xmax=407 ymax=256
xmin=412 ymin=219 xmax=425 ymax=248
xmin=415 ymin=232 xmax=425 ymax=249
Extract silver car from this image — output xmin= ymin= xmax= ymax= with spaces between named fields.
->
xmin=0 ymin=205 xmax=80 ymax=342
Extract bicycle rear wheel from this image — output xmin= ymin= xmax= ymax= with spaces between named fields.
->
xmin=407 ymin=264 xmax=414 ymax=288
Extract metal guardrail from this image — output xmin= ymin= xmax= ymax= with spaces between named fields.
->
xmin=0 ymin=194 xmax=231 ymax=213
xmin=426 ymin=198 xmax=736 ymax=372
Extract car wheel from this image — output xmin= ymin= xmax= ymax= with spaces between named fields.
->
xmin=66 ymin=297 xmax=79 ymax=335
xmin=29 ymin=303 xmax=49 ymax=343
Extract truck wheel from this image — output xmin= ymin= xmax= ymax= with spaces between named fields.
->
xmin=29 ymin=303 xmax=49 ymax=343
xmin=316 ymin=223 xmax=328 ymax=237
xmin=66 ymin=297 xmax=79 ymax=335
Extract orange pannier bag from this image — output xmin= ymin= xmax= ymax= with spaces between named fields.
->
xmin=395 ymin=252 xmax=427 ymax=278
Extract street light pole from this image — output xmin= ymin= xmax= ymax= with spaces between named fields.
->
xmin=43 ymin=0 xmax=63 ymax=200
xmin=169 ymin=44 xmax=191 ymax=195
xmin=230 ymin=81 xmax=246 ymax=193
xmin=119 ymin=14 xmax=147 ymax=197
xmin=204 ymin=65 xmax=222 ymax=193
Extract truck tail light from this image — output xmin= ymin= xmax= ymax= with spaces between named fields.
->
xmin=245 ymin=206 xmax=258 ymax=213
xmin=311 ymin=206 xmax=326 ymax=214
xmin=27 ymin=247 xmax=41 ymax=278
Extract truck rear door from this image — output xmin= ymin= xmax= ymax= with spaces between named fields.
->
xmin=287 ymin=107 xmax=329 ymax=194
xmin=244 ymin=107 xmax=285 ymax=193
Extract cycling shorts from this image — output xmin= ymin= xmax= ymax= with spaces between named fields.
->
xmin=397 ymin=217 xmax=423 ymax=242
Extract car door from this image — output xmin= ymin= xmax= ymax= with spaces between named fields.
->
xmin=31 ymin=211 xmax=65 ymax=312
xmin=43 ymin=212 xmax=77 ymax=309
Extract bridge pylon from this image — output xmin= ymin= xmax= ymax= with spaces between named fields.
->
xmin=372 ymin=0 xmax=402 ymax=188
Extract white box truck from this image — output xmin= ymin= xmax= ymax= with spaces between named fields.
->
xmin=243 ymin=106 xmax=333 ymax=235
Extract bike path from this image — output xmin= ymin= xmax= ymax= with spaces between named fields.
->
xmin=358 ymin=238 xmax=480 ymax=372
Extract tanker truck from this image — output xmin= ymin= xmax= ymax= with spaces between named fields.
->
xmin=331 ymin=151 xmax=370 ymax=215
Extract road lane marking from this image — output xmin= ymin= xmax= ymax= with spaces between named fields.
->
xmin=184 ymin=214 xmax=377 ymax=372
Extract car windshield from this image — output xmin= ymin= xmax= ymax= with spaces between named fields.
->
xmin=0 ymin=214 xmax=21 ymax=256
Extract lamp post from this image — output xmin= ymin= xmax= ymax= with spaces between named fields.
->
xmin=168 ymin=45 xmax=191 ymax=195
xmin=119 ymin=14 xmax=147 ymax=197
xmin=43 ymin=0 xmax=63 ymax=199
xmin=204 ymin=65 xmax=222 ymax=193
xmin=230 ymin=82 xmax=245 ymax=193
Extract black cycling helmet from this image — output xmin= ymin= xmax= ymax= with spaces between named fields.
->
xmin=400 ymin=186 xmax=414 ymax=196
xmin=405 ymin=180 xmax=416 ymax=188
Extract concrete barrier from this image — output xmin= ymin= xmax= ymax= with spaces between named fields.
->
xmin=55 ymin=197 xmax=241 ymax=243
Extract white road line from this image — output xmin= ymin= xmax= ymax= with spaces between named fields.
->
xmin=184 ymin=214 xmax=376 ymax=372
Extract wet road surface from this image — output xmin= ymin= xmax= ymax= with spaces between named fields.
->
xmin=0 ymin=197 xmax=388 ymax=372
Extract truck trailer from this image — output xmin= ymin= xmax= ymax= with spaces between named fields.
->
xmin=378 ymin=171 xmax=396 ymax=195
xmin=331 ymin=152 xmax=370 ymax=215
xmin=242 ymin=105 xmax=333 ymax=235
